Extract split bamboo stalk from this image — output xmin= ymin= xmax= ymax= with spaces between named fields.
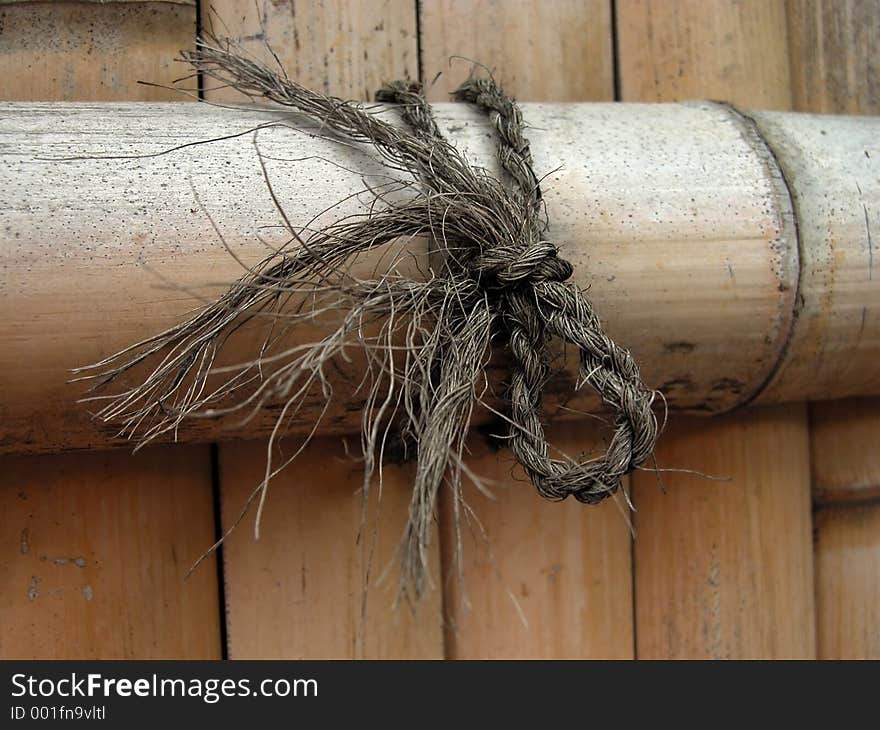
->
xmin=420 ymin=0 xmax=634 ymax=660
xmin=2 ymin=101 xmax=878 ymax=454
xmin=616 ymin=0 xmax=793 ymax=108
xmin=200 ymin=0 xmax=443 ymax=660
xmin=810 ymin=398 xmax=880 ymax=504
xmin=420 ymin=0 xmax=614 ymax=103
xmin=632 ymin=404 xmax=815 ymax=658
xmin=218 ymin=436 xmax=443 ymax=659
xmin=0 ymin=0 xmax=222 ymax=660
xmin=0 ymin=0 xmax=198 ymax=102
xmin=0 ymin=446 xmax=221 ymax=659
xmin=619 ymin=0 xmax=817 ymax=659
xmin=440 ymin=424 xmax=634 ymax=659
xmin=813 ymin=504 xmax=880 ymax=660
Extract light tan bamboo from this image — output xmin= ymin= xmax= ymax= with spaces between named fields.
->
xmin=218 ymin=435 xmax=443 ymax=659
xmin=440 ymin=423 xmax=634 ymax=659
xmin=420 ymin=0 xmax=614 ymax=103
xmin=0 ymin=446 xmax=221 ymax=659
xmin=814 ymin=503 xmax=880 ymax=660
xmin=0 ymin=100 xmax=878 ymax=453
xmin=811 ymin=398 xmax=880 ymax=504
xmin=617 ymin=0 xmax=793 ymax=108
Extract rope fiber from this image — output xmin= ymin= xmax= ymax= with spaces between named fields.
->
xmin=77 ymin=35 xmax=660 ymax=595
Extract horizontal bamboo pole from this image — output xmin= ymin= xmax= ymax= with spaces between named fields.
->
xmin=0 ymin=100 xmax=878 ymax=453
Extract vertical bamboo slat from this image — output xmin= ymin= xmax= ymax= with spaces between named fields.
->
xmin=202 ymin=0 xmax=418 ymax=102
xmin=420 ymin=0 xmax=633 ymax=659
xmin=219 ymin=438 xmax=442 ymax=659
xmin=0 ymin=0 xmax=221 ymax=659
xmin=420 ymin=0 xmax=613 ymax=102
xmin=0 ymin=448 xmax=221 ymax=659
xmin=813 ymin=504 xmax=880 ymax=660
xmin=786 ymin=0 xmax=880 ymax=115
xmin=0 ymin=1 xmax=197 ymax=101
xmin=618 ymin=0 xmax=817 ymax=658
xmin=203 ymin=0 xmax=442 ymax=659
xmin=440 ymin=425 xmax=633 ymax=659
xmin=616 ymin=0 xmax=792 ymax=109
xmin=787 ymin=0 xmax=880 ymax=660
xmin=633 ymin=405 xmax=814 ymax=658
xmin=810 ymin=399 xmax=880 ymax=504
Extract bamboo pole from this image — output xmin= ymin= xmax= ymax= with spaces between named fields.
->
xmin=619 ymin=0 xmax=817 ymax=659
xmin=749 ymin=109 xmax=880 ymax=404
xmin=787 ymin=0 xmax=880 ymax=660
xmin=201 ymin=0 xmax=443 ymax=660
xmin=0 ymin=0 xmax=221 ymax=660
xmin=3 ymin=101 xmax=878 ymax=453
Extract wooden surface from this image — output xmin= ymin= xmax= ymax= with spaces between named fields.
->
xmin=441 ymin=425 xmax=634 ymax=659
xmin=786 ymin=0 xmax=880 ymax=115
xmin=420 ymin=0 xmax=613 ymax=102
xmin=17 ymin=100 xmax=880 ymax=452
xmin=203 ymin=0 xmax=443 ymax=660
xmin=619 ymin=0 xmax=817 ymax=659
xmin=0 ymin=447 xmax=221 ymax=659
xmin=616 ymin=0 xmax=792 ymax=109
xmin=205 ymin=0 xmax=418 ymax=102
xmin=787 ymin=0 xmax=880 ymax=660
xmin=0 ymin=1 xmax=196 ymax=101
xmin=814 ymin=504 xmax=880 ymax=659
xmin=810 ymin=398 xmax=880 ymax=504
xmin=218 ymin=437 xmax=443 ymax=659
xmin=0 ymin=0 xmax=221 ymax=661
xmin=633 ymin=405 xmax=815 ymax=658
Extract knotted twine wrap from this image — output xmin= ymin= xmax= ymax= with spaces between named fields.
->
xmin=77 ymin=36 xmax=659 ymax=597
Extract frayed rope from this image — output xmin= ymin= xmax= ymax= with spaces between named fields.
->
xmin=75 ymin=35 xmax=660 ymax=598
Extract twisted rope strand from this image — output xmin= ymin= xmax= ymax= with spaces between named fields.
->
xmin=452 ymin=75 xmax=659 ymax=503
xmin=377 ymin=75 xmax=659 ymax=504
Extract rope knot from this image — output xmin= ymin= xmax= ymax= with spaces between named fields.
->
xmin=86 ymin=42 xmax=662 ymax=596
xmin=469 ymin=241 xmax=574 ymax=290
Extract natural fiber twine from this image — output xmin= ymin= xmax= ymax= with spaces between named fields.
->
xmin=76 ymin=35 xmax=660 ymax=597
